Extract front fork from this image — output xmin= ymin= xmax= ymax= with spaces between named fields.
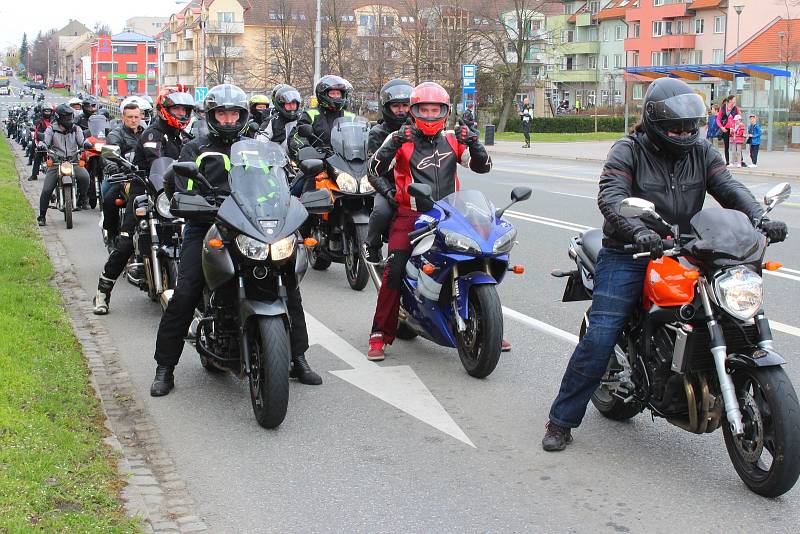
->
xmin=699 ymin=281 xmax=744 ymax=435
xmin=148 ymin=214 xmax=163 ymax=295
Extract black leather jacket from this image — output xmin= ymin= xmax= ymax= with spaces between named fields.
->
xmin=107 ymin=124 xmax=143 ymax=158
xmin=133 ymin=117 xmax=184 ymax=174
xmin=288 ymin=107 xmax=348 ymax=161
xmin=599 ymin=130 xmax=764 ymax=246
xmin=366 ymin=120 xmax=396 ymax=198
xmin=176 ymin=134 xmax=236 ymax=195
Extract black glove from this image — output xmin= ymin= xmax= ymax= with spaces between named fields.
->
xmin=455 ymin=119 xmax=479 ymax=147
xmin=385 ymin=189 xmax=398 ymax=209
xmin=104 ymin=163 xmax=120 ymax=175
xmin=297 ymin=123 xmax=314 ymax=138
xmin=633 ymin=228 xmax=664 ymax=259
xmin=389 ymin=120 xmax=413 ymax=149
xmin=759 ymin=219 xmax=788 ymax=243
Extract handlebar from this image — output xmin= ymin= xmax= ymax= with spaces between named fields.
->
xmin=409 ymin=222 xmax=437 ymax=241
xmin=623 ymin=239 xmax=677 ymax=259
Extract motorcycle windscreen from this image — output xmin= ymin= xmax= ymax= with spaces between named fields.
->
xmin=226 ymin=139 xmax=301 ymax=243
xmin=148 ymin=157 xmax=175 ymax=191
xmin=330 ymin=116 xmax=370 ymax=161
xmin=440 ymin=190 xmax=495 ymax=240
xmin=688 ymin=208 xmax=765 ymax=263
xmin=88 ymin=114 xmax=108 ymax=139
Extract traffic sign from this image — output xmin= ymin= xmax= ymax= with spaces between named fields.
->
xmin=462 ymin=64 xmax=476 ymax=80
xmin=195 ymin=86 xmax=208 ymax=103
xmin=463 ymin=78 xmax=475 ymax=89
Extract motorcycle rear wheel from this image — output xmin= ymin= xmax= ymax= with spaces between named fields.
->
xmin=723 ymin=366 xmax=800 ymax=497
xmin=456 ymin=284 xmax=503 ymax=378
xmin=345 ymin=222 xmax=369 ymax=291
xmin=63 ymin=186 xmax=73 ymax=229
xmin=248 ymin=316 xmax=291 ymax=429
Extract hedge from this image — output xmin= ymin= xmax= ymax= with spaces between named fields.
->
xmin=501 ymin=115 xmax=638 ymax=133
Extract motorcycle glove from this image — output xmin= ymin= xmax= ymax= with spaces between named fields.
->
xmin=633 ymin=228 xmax=664 ymax=259
xmin=389 ymin=122 xmax=413 ymax=149
xmin=759 ymin=219 xmax=788 ymax=243
xmin=455 ymin=120 xmax=480 ymax=147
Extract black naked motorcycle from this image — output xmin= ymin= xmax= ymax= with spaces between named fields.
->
xmin=170 ymin=139 xmax=331 ymax=428
xmin=46 ymin=149 xmax=81 ymax=229
xmin=102 ymin=147 xmax=183 ymax=310
xmin=552 ymin=183 xmax=800 ymax=497
xmin=296 ymin=115 xmax=375 ymax=290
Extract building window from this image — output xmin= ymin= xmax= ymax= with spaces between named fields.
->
xmin=694 ymin=18 xmax=704 ymax=34
xmin=614 ymin=90 xmax=622 ymax=104
xmin=588 ymin=55 xmax=597 ymax=69
xmin=713 ymin=48 xmax=724 ymax=63
xmin=633 ymin=23 xmax=640 ymax=38
xmin=587 ymin=89 xmax=596 ymax=105
xmin=603 ymin=26 xmax=609 ymax=41
xmin=601 ymin=89 xmax=609 ymax=104
xmin=654 ymin=0 xmax=664 ymax=5
xmin=588 ymin=1 xmax=599 ymax=14
xmin=270 ymin=61 xmax=280 ymax=75
xmin=126 ymin=62 xmax=138 ymax=73
xmin=651 ymin=51 xmax=670 ymax=66
xmin=714 ymin=16 xmax=725 ymax=34
xmin=633 ymin=83 xmax=643 ymax=100
xmin=615 ymin=25 xmax=624 ymax=40
xmin=218 ymin=12 xmax=234 ymax=23
xmin=219 ymin=35 xmax=234 ymax=47
xmin=97 ymin=62 xmax=117 ymax=73
xmin=691 ymin=50 xmax=703 ymax=64
xmin=614 ymin=54 xmax=623 ymax=68
xmin=126 ymin=79 xmax=139 ymax=94
xmin=561 ymin=30 xmax=574 ymax=43
xmin=147 ymin=45 xmax=157 ymax=55
xmin=676 ymin=21 xmax=685 ymax=34
xmin=602 ymin=55 xmax=609 ymax=69
xmin=112 ymin=45 xmax=137 ymax=55
xmin=652 ymin=21 xmax=664 ymax=37
xmin=631 ymin=51 xmax=639 ymax=67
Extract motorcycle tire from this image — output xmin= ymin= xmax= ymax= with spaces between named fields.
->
xmin=63 ymin=187 xmax=73 ymax=230
xmin=308 ymin=245 xmax=331 ymax=271
xmin=583 ymin=309 xmax=643 ymax=421
xmin=456 ymin=284 xmax=503 ymax=378
xmin=345 ymin=222 xmax=369 ymax=291
xmin=248 ymin=316 xmax=291 ymax=429
xmin=723 ymin=366 xmax=800 ymax=497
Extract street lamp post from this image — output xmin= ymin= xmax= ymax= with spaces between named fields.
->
xmin=734 ymin=5 xmax=744 ymax=65
xmin=313 ymin=0 xmax=321 ymax=88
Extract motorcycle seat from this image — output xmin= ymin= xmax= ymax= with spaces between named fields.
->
xmin=580 ymin=228 xmax=603 ymax=266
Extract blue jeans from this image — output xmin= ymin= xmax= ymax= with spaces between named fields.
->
xmin=549 ymin=248 xmax=649 ymax=428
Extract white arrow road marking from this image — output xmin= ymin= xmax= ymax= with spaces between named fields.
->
xmin=304 ymin=313 xmax=476 ymax=448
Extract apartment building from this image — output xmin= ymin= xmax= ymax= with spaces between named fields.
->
xmin=90 ymin=32 xmax=158 ymax=98
xmin=596 ymin=0 xmax=628 ymax=107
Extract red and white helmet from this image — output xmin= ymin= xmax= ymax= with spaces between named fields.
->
xmin=409 ymin=82 xmax=450 ymax=137
xmin=156 ymin=85 xmax=195 ymax=129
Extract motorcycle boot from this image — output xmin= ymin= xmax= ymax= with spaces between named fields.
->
xmin=290 ymin=353 xmax=322 ymax=385
xmin=541 ymin=421 xmax=573 ymax=452
xmin=93 ymin=275 xmax=115 ymax=315
xmin=150 ymin=365 xmax=175 ymax=396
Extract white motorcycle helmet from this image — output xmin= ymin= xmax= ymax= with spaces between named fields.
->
xmin=120 ymin=95 xmax=154 ymax=125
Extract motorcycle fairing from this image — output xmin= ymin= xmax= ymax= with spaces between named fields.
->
xmin=456 ymin=272 xmax=499 ymax=321
xmin=727 ymin=348 xmax=786 ymax=369
xmin=202 ymin=225 xmax=235 ymax=291
xmin=239 ymin=298 xmax=288 ymax=322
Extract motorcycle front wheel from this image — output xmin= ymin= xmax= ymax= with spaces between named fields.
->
xmin=248 ymin=316 xmax=291 ymax=429
xmin=723 ymin=366 xmax=800 ymax=497
xmin=63 ymin=185 xmax=73 ymax=229
xmin=345 ymin=222 xmax=369 ymax=291
xmin=456 ymin=284 xmax=502 ymax=378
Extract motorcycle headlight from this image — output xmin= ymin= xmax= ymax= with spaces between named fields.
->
xmin=359 ymin=176 xmax=374 ymax=194
xmin=493 ymin=227 xmax=518 ymax=254
xmin=441 ymin=229 xmax=481 ymax=255
xmin=235 ymin=234 xmax=269 ymax=261
xmin=336 ymin=172 xmax=358 ymax=193
xmin=59 ymin=161 xmax=73 ymax=176
xmin=270 ymin=234 xmax=297 ymax=262
xmin=94 ymin=142 xmax=105 ymax=151
xmin=713 ymin=266 xmax=763 ymax=321
xmin=155 ymin=192 xmax=175 ymax=219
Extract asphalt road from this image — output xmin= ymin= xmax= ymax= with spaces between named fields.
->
xmin=14 ymin=110 xmax=800 ymax=532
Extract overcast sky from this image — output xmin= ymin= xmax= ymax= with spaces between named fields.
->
xmin=0 ymin=0 xmax=180 ymax=52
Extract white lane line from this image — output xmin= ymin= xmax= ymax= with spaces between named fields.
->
xmin=502 ymin=306 xmax=579 ymax=345
xmin=771 ymin=320 xmax=800 ymax=338
xmin=493 ymin=166 xmax=599 ymax=184
xmin=504 ymin=212 xmax=588 ymax=233
xmin=777 ymin=266 xmax=800 ymax=275
xmin=546 ymin=190 xmax=596 ymax=200
xmin=764 ymin=270 xmax=800 ymax=283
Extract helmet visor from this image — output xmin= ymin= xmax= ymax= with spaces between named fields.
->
xmin=647 ymin=93 xmax=706 ymax=122
xmin=165 ymin=92 xmax=196 ymax=109
xmin=382 ymin=84 xmax=412 ymax=105
xmin=410 ymin=103 xmax=448 ymax=121
xmin=280 ymin=89 xmax=302 ymax=105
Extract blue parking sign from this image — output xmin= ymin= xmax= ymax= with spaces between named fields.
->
xmin=195 ymin=86 xmax=208 ymax=103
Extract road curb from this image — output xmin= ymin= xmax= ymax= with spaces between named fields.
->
xmin=486 ymin=145 xmax=800 ymax=182
xmin=10 ymin=142 xmax=208 ymax=534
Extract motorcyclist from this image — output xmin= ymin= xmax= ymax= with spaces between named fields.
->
xmin=148 ymin=83 xmax=322 ymax=397
xmin=37 ymin=103 xmax=91 ymax=225
xmin=362 ymin=79 xmax=413 ymax=265
xmin=28 ymin=103 xmax=55 ymax=180
xmin=247 ymin=93 xmax=271 ymax=129
xmin=288 ymin=74 xmax=354 ymax=194
xmin=365 ymin=82 xmax=492 ymax=361
xmin=92 ymin=87 xmax=194 ymax=315
xmin=76 ymin=95 xmax=98 ymax=132
xmin=259 ymin=84 xmax=302 ymax=150
xmin=100 ymin=97 xmax=145 ymax=246
xmin=541 ymin=77 xmax=789 ymax=452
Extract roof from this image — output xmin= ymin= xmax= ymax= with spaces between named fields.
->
xmin=595 ymin=0 xmax=638 ymax=21
xmin=568 ymin=4 xmax=588 ymax=24
xmin=626 ymin=63 xmax=791 ymax=82
xmin=727 ymin=18 xmax=800 ymax=64
xmin=687 ymin=0 xmax=722 ymax=9
xmin=111 ymin=31 xmax=156 ymax=43
xmin=55 ymin=19 xmax=90 ymax=37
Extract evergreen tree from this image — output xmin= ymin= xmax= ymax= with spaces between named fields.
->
xmin=19 ymin=33 xmax=28 ymax=69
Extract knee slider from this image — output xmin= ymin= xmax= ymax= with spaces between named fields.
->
xmin=387 ymin=250 xmax=410 ymax=290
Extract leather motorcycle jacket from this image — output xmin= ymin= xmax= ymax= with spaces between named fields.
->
xmin=288 ymin=107 xmax=352 ymax=160
xmin=599 ymin=130 xmax=764 ymax=246
xmin=133 ymin=117 xmax=184 ymax=174
xmin=107 ymin=124 xmax=143 ymax=159
xmin=176 ymin=133 xmax=237 ymax=195
xmin=366 ymin=120 xmax=397 ymax=199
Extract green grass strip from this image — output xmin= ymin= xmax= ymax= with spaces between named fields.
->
xmin=490 ymin=131 xmax=623 ymax=143
xmin=0 ymin=137 xmax=140 ymax=533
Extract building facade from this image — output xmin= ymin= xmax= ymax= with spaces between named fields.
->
xmin=125 ymin=17 xmax=169 ymax=38
xmin=90 ymin=32 xmax=158 ymax=98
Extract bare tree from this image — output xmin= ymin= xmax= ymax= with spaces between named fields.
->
xmin=396 ymin=0 xmax=433 ymax=85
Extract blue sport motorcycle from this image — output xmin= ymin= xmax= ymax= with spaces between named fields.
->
xmin=368 ymin=184 xmax=531 ymax=378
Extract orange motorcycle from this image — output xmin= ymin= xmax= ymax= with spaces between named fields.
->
xmin=552 ymin=184 xmax=800 ymax=497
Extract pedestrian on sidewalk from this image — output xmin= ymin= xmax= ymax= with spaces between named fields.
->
xmin=731 ymin=114 xmax=746 ymax=167
xmin=706 ymin=104 xmax=720 ymax=148
xmin=462 ymin=102 xmax=476 ymax=129
xmin=519 ymin=96 xmax=532 ymax=148
xmin=747 ymin=114 xmax=761 ymax=167
xmin=716 ymin=95 xmax=739 ymax=165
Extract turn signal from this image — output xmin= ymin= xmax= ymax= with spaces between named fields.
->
xmin=303 ymin=237 xmax=318 ymax=248
xmin=422 ymin=264 xmax=436 ymax=275
xmin=764 ymin=261 xmax=783 ymax=271
xmin=114 ymin=198 xmax=125 ymax=207
xmin=78 ymin=160 xmax=86 ymax=167
xmin=315 ymin=172 xmax=328 ymax=181
xmin=511 ymin=265 xmax=525 ymax=274
xmin=683 ymin=270 xmax=700 ymax=280
xmin=208 ymin=238 xmax=223 ymax=249
xmin=134 ymin=207 xmax=147 ymax=217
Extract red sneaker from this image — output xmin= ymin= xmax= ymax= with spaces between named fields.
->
xmin=367 ymin=332 xmax=386 ymax=361
xmin=501 ymin=339 xmax=511 ymax=352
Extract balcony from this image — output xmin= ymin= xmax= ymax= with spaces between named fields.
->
xmin=205 ymin=21 xmax=244 ymax=34
xmin=178 ymin=74 xmax=195 ymax=86
xmin=163 ymin=75 xmax=178 ymax=85
xmin=178 ymin=49 xmax=195 ymax=61
xmin=626 ymin=2 xmax=688 ymax=22
xmin=656 ymin=34 xmax=696 ymax=50
xmin=170 ymin=34 xmax=178 ymax=43
xmin=561 ymin=41 xmax=599 ymax=55
xmin=163 ymin=52 xmax=177 ymax=63
xmin=206 ymin=46 xmax=245 ymax=58
xmin=552 ymin=69 xmax=599 ymax=83
xmin=575 ymin=13 xmax=593 ymax=27
xmin=184 ymin=29 xmax=194 ymax=39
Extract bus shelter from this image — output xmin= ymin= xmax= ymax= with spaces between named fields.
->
xmin=625 ymin=63 xmax=791 ymax=151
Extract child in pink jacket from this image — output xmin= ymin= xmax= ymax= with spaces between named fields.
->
xmin=731 ymin=114 xmax=747 ymax=167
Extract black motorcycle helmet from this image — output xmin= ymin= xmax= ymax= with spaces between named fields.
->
xmin=315 ymin=75 xmax=352 ymax=112
xmin=82 ymin=96 xmax=98 ymax=117
xmin=41 ymin=103 xmax=55 ymax=120
xmin=204 ymin=83 xmax=249 ymax=143
xmin=273 ymin=85 xmax=302 ymax=122
xmin=380 ymin=79 xmax=413 ymax=128
xmin=55 ymin=103 xmax=75 ymax=130
xmin=642 ymin=78 xmax=707 ymax=157
xmin=271 ymin=83 xmax=289 ymax=104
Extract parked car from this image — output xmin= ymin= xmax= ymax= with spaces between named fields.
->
xmin=0 ymin=87 xmax=10 ymax=96
xmin=49 ymin=81 xmax=66 ymax=89
xmin=25 ymin=80 xmax=46 ymax=90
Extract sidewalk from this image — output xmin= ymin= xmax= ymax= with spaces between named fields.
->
xmin=487 ymin=139 xmax=800 ymax=181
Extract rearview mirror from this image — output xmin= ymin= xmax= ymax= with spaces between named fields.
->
xmin=299 ymin=158 xmax=324 ymax=177
xmin=511 ymin=186 xmax=532 ymax=203
xmin=619 ymin=197 xmax=656 ymax=219
xmin=100 ymin=144 xmax=121 ymax=159
xmin=298 ymin=146 xmax=325 ymax=161
xmin=408 ymin=183 xmax=432 ymax=201
xmin=172 ymin=161 xmax=199 ymax=179
xmin=764 ymin=182 xmax=791 ymax=209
